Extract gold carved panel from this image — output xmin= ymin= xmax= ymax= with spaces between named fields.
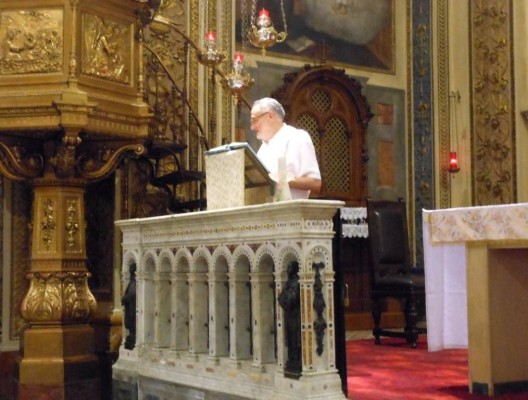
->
xmin=470 ymin=0 xmax=516 ymax=205
xmin=38 ymin=198 xmax=57 ymax=254
xmin=81 ymin=13 xmax=131 ymax=84
xmin=65 ymin=197 xmax=81 ymax=253
xmin=0 ymin=9 xmax=63 ymax=75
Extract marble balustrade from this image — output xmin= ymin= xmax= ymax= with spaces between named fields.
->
xmin=113 ymin=200 xmax=347 ymax=400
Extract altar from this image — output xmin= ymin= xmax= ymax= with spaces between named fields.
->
xmin=423 ymin=203 xmax=528 ymax=396
xmin=113 ymin=199 xmax=347 ymax=400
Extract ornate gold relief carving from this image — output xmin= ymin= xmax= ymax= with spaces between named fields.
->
xmin=65 ymin=199 xmax=79 ymax=250
xmin=21 ymin=273 xmax=61 ymax=322
xmin=41 ymin=199 xmax=56 ymax=251
xmin=0 ymin=141 xmax=43 ymax=181
xmin=21 ymin=272 xmax=96 ymax=323
xmin=82 ymin=13 xmax=131 ymax=84
xmin=0 ymin=9 xmax=63 ymax=75
xmin=470 ymin=0 xmax=515 ymax=204
xmin=437 ymin=0 xmax=451 ymax=208
xmin=63 ymin=272 xmax=96 ymax=320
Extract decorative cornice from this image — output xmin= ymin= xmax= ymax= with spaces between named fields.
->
xmin=87 ymin=109 xmax=152 ymax=137
xmin=0 ymin=106 xmax=61 ymax=131
xmin=135 ymin=218 xmax=334 ymax=246
xmin=118 ymin=200 xmax=344 ymax=246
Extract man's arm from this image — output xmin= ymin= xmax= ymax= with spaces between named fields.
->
xmin=289 ymin=176 xmax=322 ymax=195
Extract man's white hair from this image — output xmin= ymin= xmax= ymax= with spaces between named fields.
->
xmin=253 ymin=97 xmax=285 ymax=120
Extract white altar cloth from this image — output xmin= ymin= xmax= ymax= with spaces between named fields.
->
xmin=423 ymin=203 xmax=528 ymax=351
xmin=423 ymin=216 xmax=468 ymax=351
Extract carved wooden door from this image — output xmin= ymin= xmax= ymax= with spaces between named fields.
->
xmin=272 ymin=65 xmax=372 ymax=206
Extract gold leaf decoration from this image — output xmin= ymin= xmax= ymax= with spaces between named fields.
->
xmin=0 ymin=9 xmax=63 ymax=75
xmin=82 ymin=13 xmax=131 ymax=84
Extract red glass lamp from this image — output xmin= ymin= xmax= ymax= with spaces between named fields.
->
xmin=448 ymin=151 xmax=460 ymax=173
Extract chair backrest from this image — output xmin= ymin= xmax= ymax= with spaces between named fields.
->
xmin=366 ymin=199 xmax=410 ymax=285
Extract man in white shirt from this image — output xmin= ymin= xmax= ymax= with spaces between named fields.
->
xmin=251 ymin=97 xmax=322 ymax=200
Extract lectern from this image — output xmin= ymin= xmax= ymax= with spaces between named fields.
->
xmin=205 ymin=142 xmax=272 ymax=210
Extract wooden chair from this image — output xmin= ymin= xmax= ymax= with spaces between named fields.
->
xmin=366 ymin=199 xmax=426 ymax=348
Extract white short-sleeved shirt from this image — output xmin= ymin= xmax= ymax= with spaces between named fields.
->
xmin=256 ymin=123 xmax=321 ymax=199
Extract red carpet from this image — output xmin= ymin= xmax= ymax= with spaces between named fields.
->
xmin=346 ymin=336 xmax=528 ymax=400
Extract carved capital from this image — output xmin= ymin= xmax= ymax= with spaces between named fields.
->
xmin=49 ymin=141 xmax=79 ymax=178
xmin=21 ymin=271 xmax=96 ymax=324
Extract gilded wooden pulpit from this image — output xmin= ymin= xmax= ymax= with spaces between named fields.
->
xmin=0 ymin=1 xmax=150 ymax=399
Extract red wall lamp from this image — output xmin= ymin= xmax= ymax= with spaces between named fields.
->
xmin=448 ymin=151 xmax=460 ymax=173
xmin=448 ymin=91 xmax=461 ymax=174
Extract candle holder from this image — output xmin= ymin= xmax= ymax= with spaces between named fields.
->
xmin=448 ymin=151 xmax=460 ymax=173
xmin=448 ymin=91 xmax=461 ymax=174
xmin=247 ymin=7 xmax=287 ymax=57
xmin=198 ymin=30 xmax=226 ymax=67
xmin=225 ymin=52 xmax=253 ymax=104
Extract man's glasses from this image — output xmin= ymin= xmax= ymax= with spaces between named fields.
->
xmin=250 ymin=112 xmax=269 ymax=123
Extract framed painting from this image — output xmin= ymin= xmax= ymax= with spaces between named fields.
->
xmin=236 ymin=0 xmax=395 ymax=73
